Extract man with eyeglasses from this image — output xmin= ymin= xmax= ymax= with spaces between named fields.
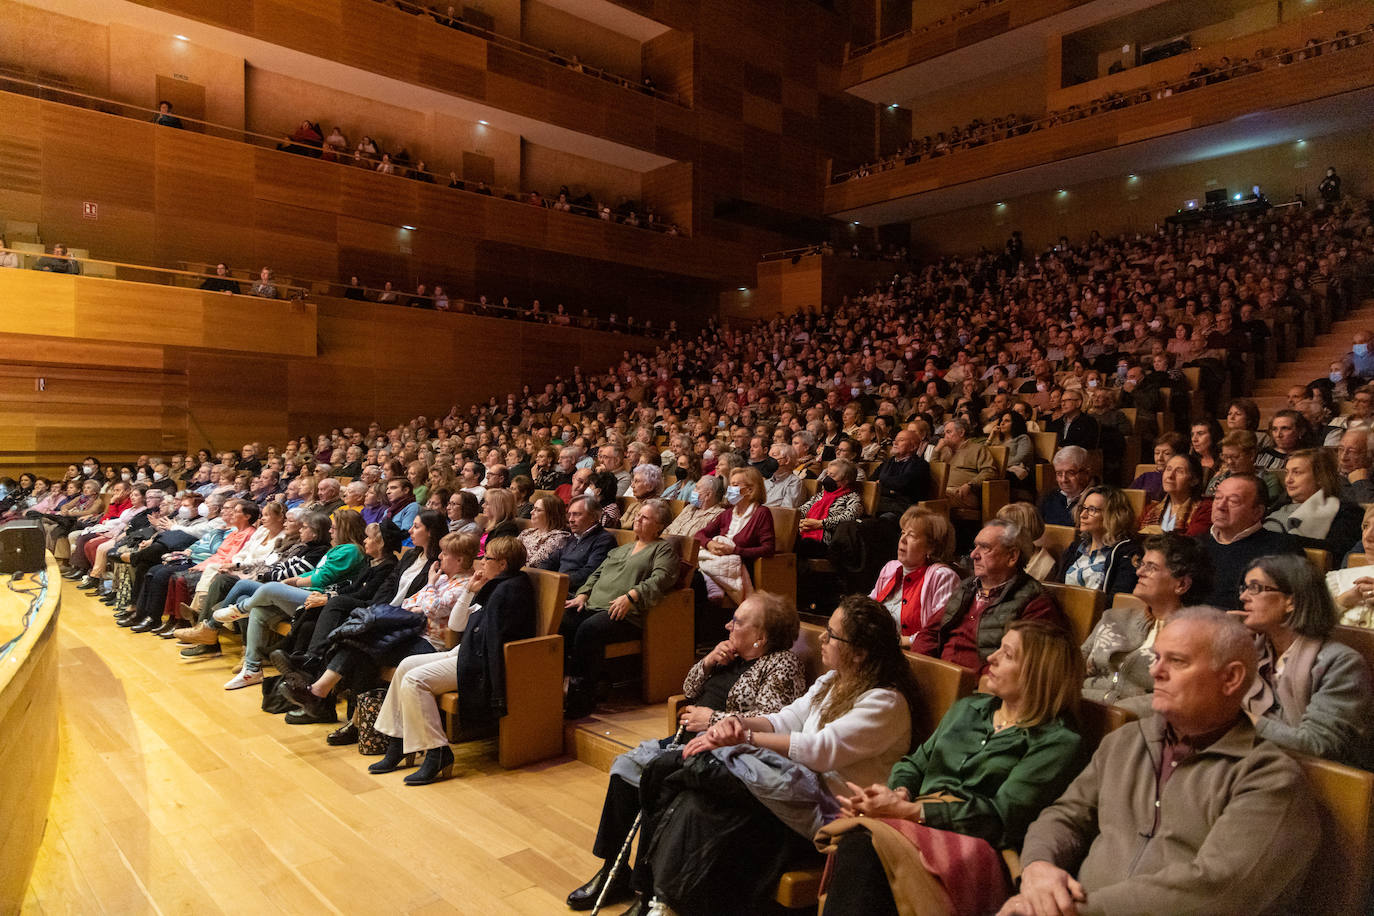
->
xmin=909 ymin=519 xmax=1063 ymax=674
xmin=1038 ymin=446 xmax=1093 ymax=527
xmin=1336 ymin=427 xmax=1374 ymax=503
xmin=1195 ymin=474 xmax=1302 ymax=609
xmin=1001 ymin=608 xmax=1318 ymax=916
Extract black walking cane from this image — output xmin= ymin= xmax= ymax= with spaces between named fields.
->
xmin=590 ymin=721 xmax=689 ymax=915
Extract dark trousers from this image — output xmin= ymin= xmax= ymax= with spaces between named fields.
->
xmin=822 ymin=829 xmax=900 ymax=916
xmin=128 ymin=541 xmax=175 ymax=604
xmin=68 ymin=532 xmax=103 ymax=572
xmin=134 ymin=559 xmax=190 ymax=620
xmin=326 ymin=636 xmax=435 ymax=693
xmin=561 ymin=606 xmax=639 ymax=684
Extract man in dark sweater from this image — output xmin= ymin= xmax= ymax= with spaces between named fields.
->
xmin=540 ymin=495 xmax=616 ymax=596
xmin=875 ymin=430 xmax=932 ymax=517
xmin=1195 ymin=474 xmax=1302 ymax=609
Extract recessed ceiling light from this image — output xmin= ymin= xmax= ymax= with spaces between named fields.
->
xmin=852 ymin=221 xmax=860 ymax=226
xmin=996 ymin=202 xmax=1005 ymax=207
xmin=401 ymin=225 xmax=416 ymax=231
xmin=1128 ymin=174 xmax=1138 ymax=180
xmin=738 ymin=287 xmax=747 ymax=291
xmin=889 ymin=103 xmax=900 ymax=109
xmin=175 ymin=34 xmax=189 ymax=40
xmin=477 ymin=119 xmax=489 ymax=126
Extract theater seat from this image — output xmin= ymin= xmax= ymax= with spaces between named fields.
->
xmin=603 ymin=531 xmax=698 ymax=702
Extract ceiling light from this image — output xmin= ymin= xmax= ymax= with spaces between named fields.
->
xmin=996 ymin=202 xmax=1005 ymax=207
xmin=852 ymin=221 xmax=860 ymax=226
xmin=175 ymin=34 xmax=189 ymax=40
xmin=738 ymin=287 xmax=747 ymax=291
xmin=1128 ymin=174 xmax=1138 ymax=180
xmin=477 ymin=119 xmax=489 ymax=126
xmin=401 ymin=225 xmax=416 ymax=231
xmin=1057 ymin=189 xmax=1067 ymax=194
xmin=889 ymin=103 xmax=900 ymax=110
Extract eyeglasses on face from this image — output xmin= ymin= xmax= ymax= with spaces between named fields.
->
xmin=1079 ymin=504 xmax=1105 ymax=516
xmin=1130 ymin=556 xmax=1166 ymax=576
xmin=1239 ymin=581 xmax=1285 ymax=596
xmin=819 ymin=627 xmax=853 ymax=645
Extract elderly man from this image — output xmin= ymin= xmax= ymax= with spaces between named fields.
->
xmin=1337 ymin=427 xmax=1374 ymax=503
xmin=1044 ymin=389 xmax=1099 ymax=451
xmin=599 ymin=444 xmax=632 ymax=496
xmin=313 ymin=478 xmax=344 ymax=516
xmin=765 ymin=443 xmax=805 ymax=508
xmin=1001 ymin=608 xmax=1318 ymax=916
xmin=620 ymin=464 xmax=664 ymax=528
xmin=337 ymin=480 xmax=368 ymax=517
xmin=249 ymin=469 xmax=281 ymax=505
xmin=932 ymin=420 xmax=995 ymax=512
xmin=562 ymin=499 xmax=680 ymax=718
xmin=1039 ymin=446 xmax=1092 ymax=527
xmin=540 ymin=495 xmax=617 ymax=596
xmin=910 ymin=519 xmax=1064 ymax=674
xmin=1196 ymin=474 xmax=1302 ymax=609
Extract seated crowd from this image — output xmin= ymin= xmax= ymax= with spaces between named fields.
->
xmin=835 ymin=24 xmax=1373 ymax=182
xmin=4 ymin=187 xmax=1374 ymax=914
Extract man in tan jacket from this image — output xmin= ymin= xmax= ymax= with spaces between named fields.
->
xmin=932 ymin=418 xmax=997 ymax=511
xmin=999 ymin=608 xmax=1318 ymax=916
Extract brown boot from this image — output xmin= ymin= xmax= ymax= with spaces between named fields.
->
xmin=174 ymin=621 xmax=220 ymax=645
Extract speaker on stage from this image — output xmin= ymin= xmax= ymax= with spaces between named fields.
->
xmin=0 ymin=519 xmax=46 ymax=575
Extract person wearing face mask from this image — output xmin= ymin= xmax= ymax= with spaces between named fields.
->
xmin=693 ymin=467 xmax=775 ymax=618
xmin=796 ymin=459 xmax=864 ymax=561
xmin=1349 ymin=331 xmax=1374 ymax=382
xmin=667 ymin=472 xmax=726 ymax=540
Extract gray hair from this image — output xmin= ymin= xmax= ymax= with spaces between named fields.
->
xmin=697 ymin=472 xmax=726 ymax=503
xmin=981 ymin=517 xmax=1032 ymax=566
xmin=317 ymin=477 xmax=341 ymax=496
xmin=771 ymin=443 xmax=796 ymax=462
xmin=791 ymin=430 xmax=816 ymax=449
xmin=1052 ymin=445 xmax=1089 ymax=469
xmin=1171 ymin=606 xmax=1258 ymax=682
xmin=944 ymin=418 xmax=970 ymax=437
xmin=569 ymin=493 xmax=600 ymax=515
xmin=633 ymin=463 xmax=663 ymax=489
xmin=344 ymin=480 xmax=367 ymax=499
xmin=640 ymin=497 xmax=672 ymax=528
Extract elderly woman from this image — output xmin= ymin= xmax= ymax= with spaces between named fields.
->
xmin=1265 ymin=448 xmax=1364 ymax=559
xmin=1053 ymin=485 xmax=1140 ymax=596
xmin=1205 ymin=429 xmax=1283 ymax=505
xmin=568 ymin=592 xmax=808 ymax=911
xmin=795 ymin=458 xmax=864 ymax=559
xmin=1081 ymin=532 xmax=1211 ymax=711
xmin=1129 ymin=432 xmax=1186 ymax=503
xmin=1138 ymin=453 xmax=1212 ymax=537
xmin=694 ymin=467 xmax=776 ymax=606
xmin=634 ymin=596 xmax=919 ymax=916
xmin=1237 ymin=554 xmax=1371 ymax=766
xmin=819 ymin=620 xmax=1087 ymax=916
xmin=286 ymin=531 xmax=481 ymax=721
xmin=620 ymin=464 xmax=664 ymax=529
xmin=518 ymin=494 xmax=572 ymax=568
xmin=362 ymin=536 xmax=535 ymax=785
xmin=219 ymin=510 xmax=367 ymax=690
xmin=1327 ymin=505 xmax=1374 ymax=629
xmin=562 ymin=498 xmax=680 ymax=718
xmin=666 ymin=472 xmax=726 ymax=539
xmin=869 ymin=506 xmax=961 ymax=646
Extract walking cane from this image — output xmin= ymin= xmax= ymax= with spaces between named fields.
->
xmin=590 ymin=721 xmax=688 ymax=916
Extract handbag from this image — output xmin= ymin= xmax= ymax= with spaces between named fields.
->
xmin=259 ymin=674 xmax=297 ymax=714
xmin=354 ymin=687 xmax=390 ymax=755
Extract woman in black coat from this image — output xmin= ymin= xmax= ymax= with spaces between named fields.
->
xmin=364 ymin=535 xmax=536 ymax=785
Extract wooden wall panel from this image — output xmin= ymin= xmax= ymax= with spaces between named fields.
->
xmin=0 ymin=93 xmax=43 ymax=217
xmin=155 ymin=129 xmax=256 ymax=267
xmin=0 ymin=271 xmax=77 ymax=338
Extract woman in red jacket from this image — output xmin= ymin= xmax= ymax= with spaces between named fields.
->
xmin=693 ymin=467 xmax=776 ymax=634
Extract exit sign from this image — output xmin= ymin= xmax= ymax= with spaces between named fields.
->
xmin=82 ymin=201 xmax=98 ymax=220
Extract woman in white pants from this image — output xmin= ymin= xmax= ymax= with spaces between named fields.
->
xmin=368 ymin=536 xmax=536 ymax=785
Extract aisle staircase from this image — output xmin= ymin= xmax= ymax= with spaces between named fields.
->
xmin=1252 ymin=298 xmax=1374 ymax=418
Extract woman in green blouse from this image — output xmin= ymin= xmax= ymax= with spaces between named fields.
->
xmin=562 ymin=498 xmax=680 ymax=718
xmin=818 ymin=619 xmax=1086 ymax=916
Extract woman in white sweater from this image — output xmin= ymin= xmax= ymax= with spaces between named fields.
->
xmin=631 ymin=595 xmax=920 ymax=916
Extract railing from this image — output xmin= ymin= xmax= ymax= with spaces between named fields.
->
xmin=831 ymin=27 xmax=1374 ymax=184
xmin=0 ymin=247 xmax=671 ymax=337
xmin=849 ymin=0 xmax=1010 ymax=58
xmin=0 ymin=76 xmax=685 ymax=237
xmin=387 ymin=0 xmax=687 ymax=107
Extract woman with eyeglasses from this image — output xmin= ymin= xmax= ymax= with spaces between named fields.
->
xmin=629 ymin=596 xmax=920 ymax=916
xmin=1235 ymin=554 xmax=1371 ymax=766
xmin=1052 ymin=485 xmax=1140 ymax=596
xmin=818 ymin=620 xmax=1087 ymax=916
xmin=1080 ymin=533 xmax=1212 ymax=711
xmin=566 ymin=592 xmax=807 ymax=912
xmin=1138 ymin=453 xmax=1212 ymax=537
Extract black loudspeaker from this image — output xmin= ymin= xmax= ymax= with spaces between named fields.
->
xmin=0 ymin=519 xmax=46 ymax=574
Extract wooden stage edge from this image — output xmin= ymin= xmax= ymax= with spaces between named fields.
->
xmin=0 ymin=557 xmax=61 ymax=916
xmin=16 ymin=570 xmax=675 ymax=915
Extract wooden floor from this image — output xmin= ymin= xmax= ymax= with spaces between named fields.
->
xmin=21 ymin=580 xmax=646 ymax=915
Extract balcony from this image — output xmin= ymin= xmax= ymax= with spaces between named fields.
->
xmin=825 ymin=32 xmax=1374 ymax=223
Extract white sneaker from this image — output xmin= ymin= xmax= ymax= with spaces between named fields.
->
xmin=213 ymin=602 xmax=248 ymax=625
xmin=224 ymin=668 xmax=262 ymax=690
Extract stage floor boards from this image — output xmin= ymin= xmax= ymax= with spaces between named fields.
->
xmin=22 ymin=580 xmax=641 ymax=915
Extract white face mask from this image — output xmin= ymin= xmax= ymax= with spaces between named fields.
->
xmin=177 ymin=506 xmax=193 ymax=520
xmin=121 ymin=472 xmax=132 ymax=482
xmin=83 ymin=465 xmax=95 ymax=475
xmin=198 ymin=503 xmax=210 ymax=518
xmin=153 ymin=471 xmax=164 ymax=481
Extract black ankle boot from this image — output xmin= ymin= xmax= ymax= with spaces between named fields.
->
xmin=367 ymin=737 xmax=414 ymax=774
xmin=403 ymin=745 xmax=455 ymax=785
xmin=566 ymin=862 xmax=633 ymax=911
xmin=564 ymin=679 xmax=597 ymax=719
